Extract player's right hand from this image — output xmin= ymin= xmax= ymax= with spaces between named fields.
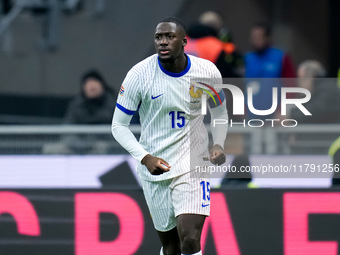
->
xmin=141 ymin=154 xmax=171 ymax=175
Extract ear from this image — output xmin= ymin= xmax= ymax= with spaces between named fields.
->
xmin=183 ymin=36 xmax=188 ymax=47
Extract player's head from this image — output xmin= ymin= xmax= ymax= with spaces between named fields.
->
xmin=250 ymin=22 xmax=272 ymax=52
xmin=154 ymin=17 xmax=187 ymax=63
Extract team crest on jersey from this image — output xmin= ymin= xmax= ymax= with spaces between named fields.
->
xmin=119 ymin=85 xmax=125 ymax=96
xmin=189 ymin=83 xmax=204 ymax=111
xmin=190 ymin=85 xmax=203 ymax=102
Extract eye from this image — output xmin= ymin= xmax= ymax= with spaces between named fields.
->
xmin=168 ymin=35 xmax=174 ymax=39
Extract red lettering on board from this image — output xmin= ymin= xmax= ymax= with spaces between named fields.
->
xmin=284 ymin=193 xmax=340 ymax=255
xmin=0 ymin=192 xmax=40 ymax=236
xmin=202 ymin=192 xmax=240 ymax=254
xmin=75 ymin=193 xmax=144 ymax=255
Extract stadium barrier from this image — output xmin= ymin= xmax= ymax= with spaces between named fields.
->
xmin=0 ymin=124 xmax=339 ymax=155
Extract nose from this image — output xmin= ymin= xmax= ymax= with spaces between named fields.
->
xmin=160 ymin=36 xmax=168 ymax=45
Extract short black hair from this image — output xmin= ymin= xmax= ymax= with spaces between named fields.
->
xmin=81 ymin=69 xmax=106 ymax=87
xmin=253 ymin=22 xmax=272 ymax=37
xmin=80 ymin=69 xmax=115 ymax=95
xmin=158 ymin=17 xmax=186 ymax=34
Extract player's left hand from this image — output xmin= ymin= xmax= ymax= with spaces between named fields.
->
xmin=209 ymin=144 xmax=226 ymax=166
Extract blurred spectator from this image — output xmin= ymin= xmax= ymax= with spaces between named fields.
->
xmin=246 ymin=22 xmax=295 ymax=78
xmin=289 ymin=60 xmax=340 ymax=123
xmin=186 ymin=11 xmax=244 ymax=78
xmin=43 ymin=69 xmax=116 ymax=154
xmin=245 ymin=22 xmax=295 ymax=120
xmin=186 ymin=22 xmax=221 ymax=63
xmin=64 ymin=69 xmax=116 ymax=124
xmin=198 ymin=11 xmax=244 ymax=77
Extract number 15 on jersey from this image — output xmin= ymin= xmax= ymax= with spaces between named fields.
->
xmin=169 ymin=111 xmax=185 ymax=129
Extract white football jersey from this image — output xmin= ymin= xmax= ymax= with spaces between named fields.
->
xmin=117 ymin=54 xmax=222 ymax=181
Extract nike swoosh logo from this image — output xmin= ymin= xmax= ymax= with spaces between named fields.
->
xmin=151 ymin=94 xmax=163 ymax=99
xmin=202 ymin=203 xmax=210 ymax=208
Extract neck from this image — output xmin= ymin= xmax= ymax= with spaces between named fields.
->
xmin=159 ymin=53 xmax=187 ymax=73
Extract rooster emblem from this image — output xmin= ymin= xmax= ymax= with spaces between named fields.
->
xmin=189 ymin=85 xmax=203 ymax=102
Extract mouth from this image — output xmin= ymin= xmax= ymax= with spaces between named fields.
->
xmin=159 ymin=49 xmax=170 ymax=55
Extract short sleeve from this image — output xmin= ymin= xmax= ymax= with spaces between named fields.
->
xmin=116 ymin=70 xmax=141 ymax=115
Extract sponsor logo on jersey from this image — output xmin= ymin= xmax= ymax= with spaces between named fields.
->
xmin=151 ymin=93 xmax=163 ymax=100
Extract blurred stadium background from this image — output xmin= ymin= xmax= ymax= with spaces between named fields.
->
xmin=1 ymin=0 xmax=340 ymax=254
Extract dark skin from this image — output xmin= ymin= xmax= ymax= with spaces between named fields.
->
xmin=141 ymin=21 xmax=226 ymax=255
xmin=155 ymin=22 xmax=187 ymax=72
xmin=250 ymin=26 xmax=271 ymax=53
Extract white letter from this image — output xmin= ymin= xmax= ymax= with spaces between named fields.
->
xmin=281 ymin=119 xmax=298 ymax=127
xmin=201 ymin=93 xmax=207 ymax=115
xmin=281 ymin=88 xmax=311 ymax=115
xmin=213 ymin=119 xmax=228 ymax=127
xmin=265 ymin=119 xmax=280 ymax=127
xmin=215 ymin=84 xmax=245 ymax=115
xmin=230 ymin=119 xmax=246 ymax=127
xmin=248 ymin=119 xmax=264 ymax=127
xmin=248 ymin=87 xmax=278 ymax=115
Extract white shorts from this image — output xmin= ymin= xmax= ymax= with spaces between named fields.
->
xmin=140 ymin=170 xmax=211 ymax=232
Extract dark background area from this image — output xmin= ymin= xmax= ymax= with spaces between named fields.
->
xmin=0 ymin=0 xmax=339 ymax=123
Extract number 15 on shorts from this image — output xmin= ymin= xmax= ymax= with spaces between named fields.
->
xmin=200 ymin=181 xmax=210 ymax=207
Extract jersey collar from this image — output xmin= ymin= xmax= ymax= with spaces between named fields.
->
xmin=157 ymin=54 xmax=191 ymax=78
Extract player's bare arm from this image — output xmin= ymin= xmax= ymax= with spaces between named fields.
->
xmin=141 ymin=154 xmax=171 ymax=175
xmin=210 ymin=144 xmax=226 ymax=165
